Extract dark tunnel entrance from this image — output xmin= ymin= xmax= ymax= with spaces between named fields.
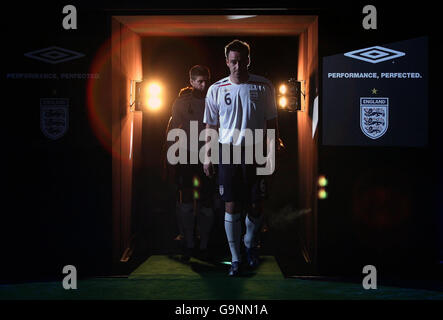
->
xmin=110 ymin=15 xmax=319 ymax=276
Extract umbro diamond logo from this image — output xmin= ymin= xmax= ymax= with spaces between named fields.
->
xmin=344 ymin=46 xmax=405 ymax=64
xmin=24 ymin=46 xmax=85 ymax=64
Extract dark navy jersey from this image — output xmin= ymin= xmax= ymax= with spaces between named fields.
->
xmin=169 ymin=87 xmax=206 ymax=150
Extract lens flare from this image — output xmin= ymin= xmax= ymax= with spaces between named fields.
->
xmin=193 ymin=176 xmax=200 ymax=188
xmin=318 ymin=175 xmax=328 ymax=187
xmin=86 ymin=29 xmax=208 ymax=161
xmin=318 ymin=188 xmax=328 ymax=199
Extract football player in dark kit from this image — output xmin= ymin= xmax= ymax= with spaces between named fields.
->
xmin=166 ymin=65 xmax=215 ymax=261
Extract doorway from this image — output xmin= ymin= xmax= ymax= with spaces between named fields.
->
xmin=110 ymin=14 xmax=319 ymax=276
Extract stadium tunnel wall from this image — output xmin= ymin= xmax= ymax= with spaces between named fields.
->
xmin=295 ymin=17 xmax=319 ymax=273
xmin=111 ymin=18 xmax=143 ymax=263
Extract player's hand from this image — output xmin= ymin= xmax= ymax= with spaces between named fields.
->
xmin=204 ymin=162 xmax=214 ymax=177
xmin=267 ymin=154 xmax=275 ymax=175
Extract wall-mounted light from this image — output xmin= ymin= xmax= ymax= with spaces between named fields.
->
xmin=277 ymin=78 xmax=305 ymax=112
xmin=135 ymin=80 xmax=164 ymax=112
xmin=130 ymin=79 xmax=142 ymax=112
xmin=279 ymin=84 xmax=287 ymax=95
xmin=278 ymin=96 xmax=288 ymax=108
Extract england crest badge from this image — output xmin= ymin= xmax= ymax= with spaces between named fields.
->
xmin=360 ymin=97 xmax=389 ymax=139
xmin=40 ymin=98 xmax=69 ymax=140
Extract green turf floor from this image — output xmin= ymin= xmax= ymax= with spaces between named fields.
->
xmin=129 ymin=255 xmax=284 ymax=280
xmin=1 ymin=255 xmax=443 ymax=300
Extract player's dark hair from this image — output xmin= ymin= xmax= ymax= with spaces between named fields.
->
xmin=189 ymin=65 xmax=210 ymax=80
xmin=224 ymin=39 xmax=250 ymax=59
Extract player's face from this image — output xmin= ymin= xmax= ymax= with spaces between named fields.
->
xmin=190 ymin=75 xmax=209 ymax=92
xmin=226 ymin=50 xmax=249 ymax=78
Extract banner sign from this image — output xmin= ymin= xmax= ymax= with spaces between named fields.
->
xmin=322 ymin=37 xmax=428 ymax=146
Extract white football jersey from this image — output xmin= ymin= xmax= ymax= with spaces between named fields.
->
xmin=203 ymin=73 xmax=277 ymax=146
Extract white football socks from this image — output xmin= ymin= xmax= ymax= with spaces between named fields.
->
xmin=244 ymin=214 xmax=263 ymax=249
xmin=224 ymin=212 xmax=242 ymax=263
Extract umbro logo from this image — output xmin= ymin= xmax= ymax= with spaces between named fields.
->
xmin=24 ymin=46 xmax=85 ymax=64
xmin=344 ymin=46 xmax=405 ymax=64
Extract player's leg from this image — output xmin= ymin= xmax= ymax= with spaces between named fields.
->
xmin=219 ymin=143 xmax=246 ymax=275
xmin=243 ymin=167 xmax=267 ymax=268
xmin=224 ymin=201 xmax=243 ymax=275
xmin=196 ymin=173 xmax=215 ymax=254
xmin=173 ymin=167 xmax=185 ymax=241
xmin=174 ymin=191 xmax=184 ymax=241
xmin=179 ymin=188 xmax=195 ymax=260
xmin=219 ymin=166 xmax=243 ymax=274
xmin=244 ymin=201 xmax=264 ymax=268
xmin=177 ymin=165 xmax=197 ymax=261
xmin=197 ymin=204 xmax=213 ymax=250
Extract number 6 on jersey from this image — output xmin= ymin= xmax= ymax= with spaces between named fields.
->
xmin=225 ymin=92 xmax=232 ymax=105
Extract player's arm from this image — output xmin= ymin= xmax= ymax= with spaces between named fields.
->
xmin=266 ymin=118 xmax=278 ymax=138
xmin=162 ymin=98 xmax=181 ymax=181
xmin=169 ymin=98 xmax=181 ymax=131
xmin=267 ymin=116 xmax=281 ymax=147
xmin=203 ymin=85 xmax=219 ymax=177
xmin=203 ymin=123 xmax=217 ymax=177
xmin=166 ymin=95 xmax=186 ymax=155
xmin=266 ymin=117 xmax=278 ymax=172
xmin=264 ymin=81 xmax=279 ymax=174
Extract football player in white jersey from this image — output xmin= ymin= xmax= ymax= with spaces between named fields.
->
xmin=203 ymin=40 xmax=278 ymax=276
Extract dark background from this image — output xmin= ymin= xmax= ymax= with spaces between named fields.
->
xmin=317 ymin=2 xmax=441 ymax=281
xmin=1 ymin=1 xmax=442 ymax=287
